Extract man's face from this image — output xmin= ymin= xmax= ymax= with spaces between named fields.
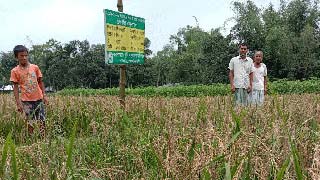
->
xmin=16 ymin=51 xmax=28 ymax=66
xmin=254 ymin=53 xmax=263 ymax=64
xmin=239 ymin=45 xmax=248 ymax=58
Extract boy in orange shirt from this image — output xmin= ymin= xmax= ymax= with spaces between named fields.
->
xmin=10 ymin=45 xmax=48 ymax=136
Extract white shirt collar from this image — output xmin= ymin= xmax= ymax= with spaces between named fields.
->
xmin=238 ymin=56 xmax=248 ymax=61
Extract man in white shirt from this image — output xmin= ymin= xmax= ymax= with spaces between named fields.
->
xmin=250 ymin=51 xmax=267 ymax=106
xmin=228 ymin=43 xmax=253 ymax=106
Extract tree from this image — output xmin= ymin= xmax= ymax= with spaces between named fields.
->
xmin=283 ymin=0 xmax=309 ymax=35
xmin=0 ymin=52 xmax=16 ymax=87
xmin=201 ymin=29 xmax=235 ymax=84
xmin=260 ymin=0 xmax=320 ymax=80
xmin=230 ymin=0 xmax=265 ymax=51
xmin=264 ymin=26 xmax=293 ymax=79
xmin=152 ymin=45 xmax=176 ymax=86
xmin=167 ymin=26 xmax=211 ymax=84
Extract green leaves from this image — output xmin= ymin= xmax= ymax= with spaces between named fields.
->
xmin=0 ymin=132 xmax=19 ymax=180
xmin=225 ymin=162 xmax=231 ymax=180
xmin=276 ymin=156 xmax=291 ymax=180
xmin=0 ymin=132 xmax=11 ymax=178
xmin=66 ymin=119 xmax=78 ymax=175
xmin=290 ymin=139 xmax=304 ymax=180
xmin=57 ymin=78 xmax=320 ymax=97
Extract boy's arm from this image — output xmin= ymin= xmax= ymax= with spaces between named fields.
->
xmin=228 ymin=59 xmax=235 ymax=93
xmin=13 ymin=83 xmax=23 ymax=112
xmin=229 ymin=70 xmax=235 ymax=93
xmin=38 ymin=77 xmax=48 ymax=105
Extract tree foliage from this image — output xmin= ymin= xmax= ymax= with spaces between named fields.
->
xmin=0 ymin=0 xmax=319 ymax=90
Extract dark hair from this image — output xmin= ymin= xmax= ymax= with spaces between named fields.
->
xmin=13 ymin=45 xmax=28 ymax=58
xmin=239 ymin=42 xmax=248 ymax=48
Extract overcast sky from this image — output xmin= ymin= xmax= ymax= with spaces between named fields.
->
xmin=0 ymin=0 xmax=280 ymax=54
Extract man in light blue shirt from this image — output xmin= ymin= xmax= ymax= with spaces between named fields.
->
xmin=228 ymin=43 xmax=253 ymax=106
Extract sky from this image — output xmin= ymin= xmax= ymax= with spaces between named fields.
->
xmin=0 ymin=0 xmax=281 ymax=55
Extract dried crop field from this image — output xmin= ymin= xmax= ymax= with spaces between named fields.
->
xmin=0 ymin=94 xmax=319 ymax=179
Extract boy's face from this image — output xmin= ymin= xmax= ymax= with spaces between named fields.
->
xmin=239 ymin=45 xmax=248 ymax=58
xmin=254 ymin=53 xmax=263 ymax=64
xmin=16 ymin=51 xmax=29 ymax=66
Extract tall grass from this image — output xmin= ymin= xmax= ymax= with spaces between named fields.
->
xmin=66 ymin=118 xmax=78 ymax=177
xmin=0 ymin=132 xmax=19 ymax=180
xmin=0 ymin=93 xmax=319 ymax=179
xmin=0 ymin=132 xmax=11 ymax=178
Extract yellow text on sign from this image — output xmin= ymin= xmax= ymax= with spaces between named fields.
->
xmin=106 ymin=24 xmax=144 ymax=53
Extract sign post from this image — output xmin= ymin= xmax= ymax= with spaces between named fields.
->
xmin=117 ymin=0 xmax=125 ymax=110
xmin=104 ymin=0 xmax=145 ymax=110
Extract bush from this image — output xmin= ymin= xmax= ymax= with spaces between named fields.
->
xmin=57 ymin=79 xmax=320 ymax=97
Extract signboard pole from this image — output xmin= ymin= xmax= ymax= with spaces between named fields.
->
xmin=117 ymin=0 xmax=126 ymax=110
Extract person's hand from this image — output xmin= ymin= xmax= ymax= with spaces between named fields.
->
xmin=247 ymin=85 xmax=252 ymax=93
xmin=43 ymin=95 xmax=49 ymax=105
xmin=231 ymin=84 xmax=236 ymax=93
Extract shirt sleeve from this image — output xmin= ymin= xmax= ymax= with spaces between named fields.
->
xmin=10 ymin=69 xmax=19 ymax=83
xmin=35 ymin=65 xmax=43 ymax=78
xmin=249 ymin=63 xmax=254 ymax=73
xmin=249 ymin=58 xmax=254 ymax=73
xmin=228 ymin=58 xmax=234 ymax=70
xmin=264 ymin=64 xmax=267 ymax=76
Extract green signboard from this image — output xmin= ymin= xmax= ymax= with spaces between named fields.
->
xmin=104 ymin=9 xmax=145 ymax=64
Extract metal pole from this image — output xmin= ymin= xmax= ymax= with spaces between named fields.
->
xmin=117 ymin=0 xmax=126 ymax=110
xmin=117 ymin=0 xmax=123 ymax=12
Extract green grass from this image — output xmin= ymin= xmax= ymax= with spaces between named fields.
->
xmin=57 ymin=79 xmax=320 ymax=97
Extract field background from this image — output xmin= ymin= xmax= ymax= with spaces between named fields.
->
xmin=1 ymin=0 xmax=320 ymax=179
xmin=0 ymin=83 xmax=320 ymax=179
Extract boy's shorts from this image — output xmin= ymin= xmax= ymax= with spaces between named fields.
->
xmin=22 ymin=100 xmax=46 ymax=124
